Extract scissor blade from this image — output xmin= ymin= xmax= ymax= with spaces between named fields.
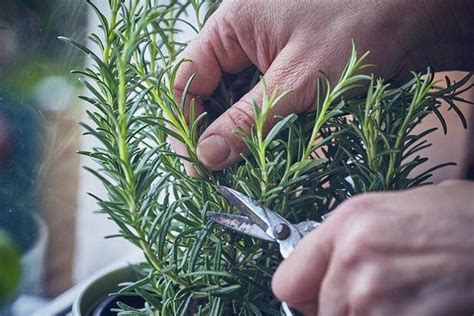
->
xmin=216 ymin=186 xmax=271 ymax=231
xmin=207 ymin=211 xmax=274 ymax=242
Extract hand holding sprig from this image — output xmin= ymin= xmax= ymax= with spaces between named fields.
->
xmin=174 ymin=0 xmax=473 ymax=172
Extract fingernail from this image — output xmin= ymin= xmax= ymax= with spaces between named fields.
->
xmin=197 ymin=135 xmax=231 ymax=166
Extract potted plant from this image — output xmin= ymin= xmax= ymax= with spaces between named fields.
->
xmin=63 ymin=0 xmax=472 ymax=314
xmin=72 ymin=261 xmax=146 ymax=316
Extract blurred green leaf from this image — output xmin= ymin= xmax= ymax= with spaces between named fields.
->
xmin=0 ymin=231 xmax=21 ymax=306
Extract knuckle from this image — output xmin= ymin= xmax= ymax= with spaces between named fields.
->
xmin=203 ymin=7 xmax=249 ymax=72
xmin=271 ymin=58 xmax=299 ymax=81
xmin=335 ymin=202 xmax=382 ymax=270
xmin=214 ymin=0 xmax=251 ymax=32
xmin=338 ymin=226 xmax=374 ymax=270
xmin=337 ymin=193 xmax=381 ymax=217
xmin=269 ymin=59 xmax=305 ymax=92
xmin=349 ymin=262 xmax=387 ymax=314
xmin=204 ymin=15 xmax=236 ymax=51
xmin=212 ymin=14 xmax=235 ymax=40
xmin=225 ymin=103 xmax=255 ymax=132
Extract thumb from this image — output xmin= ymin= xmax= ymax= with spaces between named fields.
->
xmin=196 ymin=46 xmax=316 ymax=170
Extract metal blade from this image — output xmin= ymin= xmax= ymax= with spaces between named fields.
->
xmin=207 ymin=211 xmax=274 ymax=242
xmin=215 ymin=186 xmax=305 ymax=258
xmin=216 ymin=186 xmax=271 ymax=231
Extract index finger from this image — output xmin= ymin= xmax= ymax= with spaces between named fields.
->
xmin=272 ymin=214 xmax=337 ymax=314
xmin=174 ymin=6 xmax=252 ymax=103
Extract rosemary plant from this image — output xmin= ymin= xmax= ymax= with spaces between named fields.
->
xmin=62 ymin=0 xmax=472 ymax=314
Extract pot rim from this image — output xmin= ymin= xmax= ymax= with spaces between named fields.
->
xmin=72 ymin=260 xmax=142 ymax=316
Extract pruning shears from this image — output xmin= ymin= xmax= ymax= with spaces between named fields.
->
xmin=207 ymin=186 xmax=328 ymax=315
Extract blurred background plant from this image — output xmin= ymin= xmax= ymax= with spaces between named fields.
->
xmin=0 ymin=0 xmax=86 ymax=103
xmin=0 ymin=230 xmax=21 ymax=307
xmin=0 ymin=0 xmax=87 ymax=307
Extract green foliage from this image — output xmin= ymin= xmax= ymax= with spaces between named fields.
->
xmin=0 ymin=231 xmax=21 ymax=306
xmin=62 ymin=0 xmax=472 ymax=314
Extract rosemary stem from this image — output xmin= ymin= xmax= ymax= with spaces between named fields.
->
xmin=137 ymin=232 xmax=189 ymax=287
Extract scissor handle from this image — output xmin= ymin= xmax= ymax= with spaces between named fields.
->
xmin=277 ymin=220 xmax=320 ymax=259
xmin=277 ymin=221 xmax=320 ymax=315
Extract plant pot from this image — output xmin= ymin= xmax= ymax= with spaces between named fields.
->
xmin=19 ymin=213 xmax=49 ymax=296
xmin=73 ymin=263 xmax=145 ymax=316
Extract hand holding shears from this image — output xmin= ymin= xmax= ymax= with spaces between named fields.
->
xmin=207 ymin=186 xmax=329 ymax=315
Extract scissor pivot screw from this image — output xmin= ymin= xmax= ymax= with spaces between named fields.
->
xmin=273 ymin=224 xmax=290 ymax=240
